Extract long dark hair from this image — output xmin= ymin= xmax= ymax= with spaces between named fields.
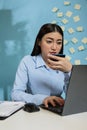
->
xmin=31 ymin=23 xmax=64 ymax=56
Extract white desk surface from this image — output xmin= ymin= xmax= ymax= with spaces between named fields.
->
xmin=0 ymin=108 xmax=87 ymax=130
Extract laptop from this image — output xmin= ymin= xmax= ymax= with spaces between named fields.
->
xmin=0 ymin=101 xmax=25 ymax=120
xmin=40 ymin=65 xmax=87 ymax=116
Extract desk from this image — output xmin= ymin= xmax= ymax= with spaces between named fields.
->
xmin=0 ymin=108 xmax=87 ymax=130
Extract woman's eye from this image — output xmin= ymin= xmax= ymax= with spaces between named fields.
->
xmin=46 ymin=40 xmax=52 ymax=43
xmin=57 ymin=41 xmax=62 ymax=45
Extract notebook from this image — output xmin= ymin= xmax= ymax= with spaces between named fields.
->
xmin=40 ymin=65 xmax=87 ymax=116
xmin=0 ymin=101 xmax=25 ymax=120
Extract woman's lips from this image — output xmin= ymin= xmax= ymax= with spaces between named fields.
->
xmin=50 ymin=52 xmax=57 ymax=55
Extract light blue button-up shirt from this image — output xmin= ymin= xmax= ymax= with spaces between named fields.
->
xmin=11 ymin=54 xmax=70 ymax=105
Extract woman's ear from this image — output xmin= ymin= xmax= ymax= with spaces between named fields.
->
xmin=37 ymin=39 xmax=41 ymax=46
xmin=38 ymin=41 xmax=41 ymax=46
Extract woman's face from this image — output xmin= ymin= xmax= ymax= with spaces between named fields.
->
xmin=39 ymin=32 xmax=63 ymax=63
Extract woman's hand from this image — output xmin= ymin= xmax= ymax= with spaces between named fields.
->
xmin=43 ymin=96 xmax=65 ymax=108
xmin=47 ymin=54 xmax=72 ymax=72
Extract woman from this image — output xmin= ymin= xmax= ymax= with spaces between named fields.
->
xmin=11 ymin=23 xmax=72 ymax=107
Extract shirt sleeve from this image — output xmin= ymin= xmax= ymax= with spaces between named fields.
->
xmin=11 ymin=57 xmax=48 ymax=105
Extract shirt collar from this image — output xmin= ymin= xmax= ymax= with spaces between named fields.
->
xmin=33 ymin=54 xmax=59 ymax=72
xmin=34 ymin=54 xmax=46 ymax=69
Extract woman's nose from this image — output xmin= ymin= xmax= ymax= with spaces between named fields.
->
xmin=51 ymin=43 xmax=57 ymax=50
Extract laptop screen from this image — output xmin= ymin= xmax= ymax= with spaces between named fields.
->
xmin=62 ymin=65 xmax=87 ymax=115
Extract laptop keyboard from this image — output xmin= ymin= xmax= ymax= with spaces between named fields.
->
xmin=40 ymin=103 xmax=63 ymax=114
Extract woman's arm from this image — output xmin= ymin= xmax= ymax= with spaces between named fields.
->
xmin=11 ymin=57 xmax=48 ymax=105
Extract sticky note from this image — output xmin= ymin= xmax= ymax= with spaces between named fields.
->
xmin=66 ymin=11 xmax=72 ymax=17
xmin=81 ymin=37 xmax=87 ymax=44
xmin=76 ymin=26 xmax=84 ymax=32
xmin=74 ymin=4 xmax=81 ymax=10
xmin=57 ymin=12 xmax=63 ymax=17
xmin=64 ymin=39 xmax=68 ymax=45
xmin=61 ymin=18 xmax=68 ymax=24
xmin=75 ymin=60 xmax=81 ymax=65
xmin=66 ymin=55 xmax=71 ymax=61
xmin=69 ymin=47 xmax=75 ymax=54
xmin=78 ymin=45 xmax=85 ymax=51
xmin=64 ymin=1 xmax=71 ymax=6
xmin=71 ymin=37 xmax=78 ymax=44
xmin=68 ymin=28 xmax=75 ymax=34
xmin=61 ymin=26 xmax=65 ymax=31
xmin=52 ymin=7 xmax=58 ymax=12
xmin=73 ymin=16 xmax=80 ymax=22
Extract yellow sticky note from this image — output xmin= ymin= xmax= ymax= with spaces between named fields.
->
xmin=64 ymin=1 xmax=71 ymax=6
xmin=64 ymin=39 xmax=68 ymax=45
xmin=78 ymin=45 xmax=85 ymax=51
xmin=75 ymin=60 xmax=81 ymax=65
xmin=66 ymin=55 xmax=71 ymax=61
xmin=66 ymin=11 xmax=72 ymax=17
xmin=52 ymin=7 xmax=58 ymax=12
xmin=76 ymin=26 xmax=84 ymax=32
xmin=68 ymin=28 xmax=75 ymax=34
xmin=81 ymin=37 xmax=87 ymax=44
xmin=61 ymin=26 xmax=65 ymax=31
xmin=57 ymin=12 xmax=63 ymax=17
xmin=74 ymin=4 xmax=81 ymax=10
xmin=69 ymin=47 xmax=75 ymax=54
xmin=73 ymin=16 xmax=80 ymax=22
xmin=61 ymin=18 xmax=68 ymax=24
xmin=71 ymin=37 xmax=78 ymax=44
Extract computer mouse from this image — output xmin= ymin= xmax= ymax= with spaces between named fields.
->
xmin=23 ymin=103 xmax=40 ymax=113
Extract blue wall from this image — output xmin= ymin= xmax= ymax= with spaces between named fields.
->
xmin=0 ymin=0 xmax=87 ymax=100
